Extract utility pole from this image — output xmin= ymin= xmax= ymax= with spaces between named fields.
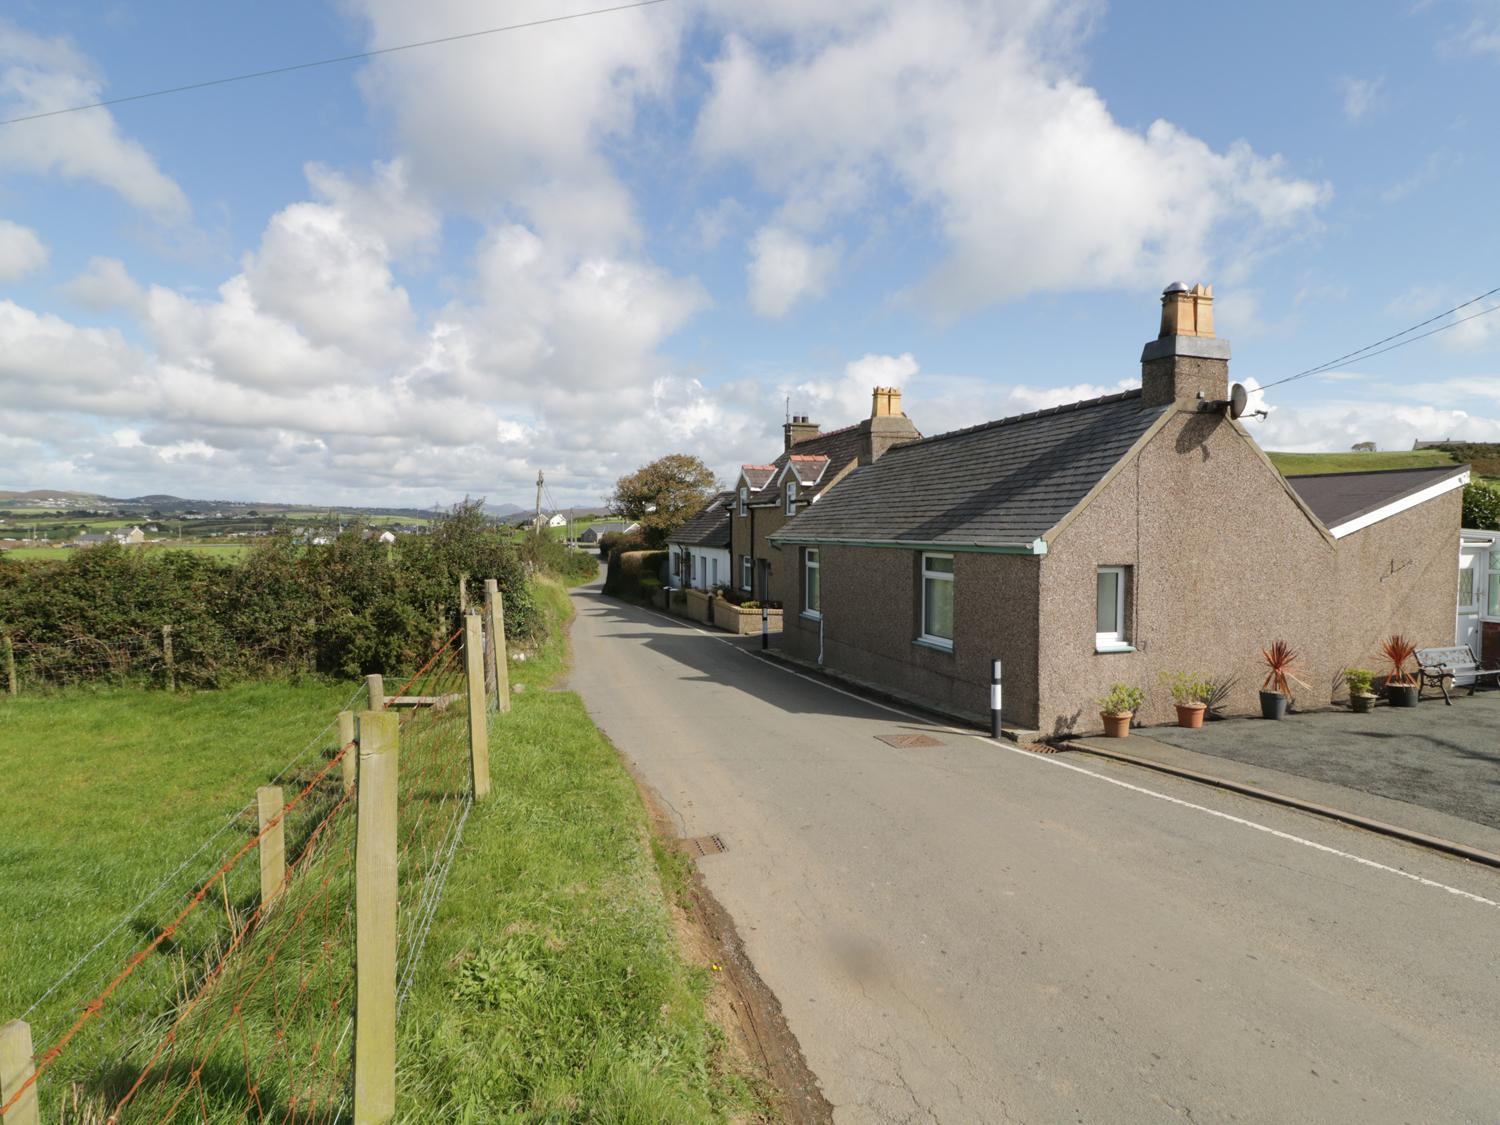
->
xmin=535 ymin=470 xmax=544 ymax=534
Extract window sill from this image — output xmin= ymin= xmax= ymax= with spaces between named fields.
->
xmin=801 ymin=611 xmax=822 ymax=622
xmin=1095 ymin=642 xmax=1136 ymax=654
xmin=914 ymin=636 xmax=954 ymax=654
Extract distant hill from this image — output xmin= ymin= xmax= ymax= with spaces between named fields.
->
xmin=0 ymin=489 xmax=102 ymax=502
xmin=1 ymin=489 xmax=529 ymax=517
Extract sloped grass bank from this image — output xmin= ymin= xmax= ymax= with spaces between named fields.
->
xmin=397 ymin=580 xmax=770 ymax=1121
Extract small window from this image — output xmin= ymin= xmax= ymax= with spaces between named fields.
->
xmin=920 ymin=554 xmax=954 ymax=648
xmin=1096 ymin=566 xmax=1131 ymax=651
xmin=738 ymin=486 xmax=749 ymax=517
xmin=741 ymin=554 xmax=752 ymax=591
xmin=804 ymin=548 xmax=821 ymax=617
xmin=786 ymin=481 xmax=798 ymax=516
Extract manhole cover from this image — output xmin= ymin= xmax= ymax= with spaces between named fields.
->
xmin=876 ymin=732 xmax=944 ymax=749
xmin=684 ymin=834 xmax=727 ymax=858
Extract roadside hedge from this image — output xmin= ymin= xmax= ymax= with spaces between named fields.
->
xmin=1463 ymin=481 xmax=1500 ymax=531
xmin=0 ymin=501 xmax=537 ymax=689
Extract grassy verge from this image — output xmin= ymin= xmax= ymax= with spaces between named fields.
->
xmin=396 ymin=577 xmax=770 ymax=1121
xmin=0 ymin=679 xmax=358 ymax=1049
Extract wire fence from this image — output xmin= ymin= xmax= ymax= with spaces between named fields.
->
xmin=1 ymin=608 xmax=500 ymax=1123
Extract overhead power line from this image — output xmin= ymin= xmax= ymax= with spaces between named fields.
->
xmin=1258 ymin=285 xmax=1500 ymax=393
xmin=0 ymin=0 xmax=672 ymax=127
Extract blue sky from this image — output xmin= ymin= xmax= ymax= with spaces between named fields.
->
xmin=1 ymin=0 xmax=1498 ymax=507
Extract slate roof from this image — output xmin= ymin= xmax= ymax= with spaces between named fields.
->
xmin=782 ymin=454 xmax=831 ymax=487
xmin=739 ymin=465 xmax=777 ymax=491
xmin=770 ymin=390 xmax=1169 ymax=550
xmin=667 ymin=492 xmax=732 ymax=548
xmin=1286 ymin=465 xmax=1469 ymax=529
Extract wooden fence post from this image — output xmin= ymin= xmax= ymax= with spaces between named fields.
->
xmin=463 ymin=613 xmax=490 ymax=801
xmin=484 ymin=579 xmax=510 ymax=714
xmin=2 ymin=633 xmax=15 ymax=698
xmin=162 ymin=624 xmax=176 ymax=693
xmin=484 ymin=581 xmax=510 ymax=713
xmin=338 ymin=710 xmax=357 ymax=795
xmin=354 ymin=711 xmax=399 ymax=1125
xmin=459 ymin=572 xmax=469 ymax=614
xmin=365 ymin=674 xmax=385 ymax=713
xmin=0 ymin=1019 xmax=39 ymax=1125
xmin=256 ymin=786 xmax=286 ymax=910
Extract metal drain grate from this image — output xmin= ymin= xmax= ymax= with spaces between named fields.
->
xmin=684 ymin=834 xmax=727 ymax=858
xmin=876 ymin=732 xmax=945 ymax=749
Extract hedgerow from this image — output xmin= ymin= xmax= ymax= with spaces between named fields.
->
xmin=0 ymin=501 xmax=537 ymax=689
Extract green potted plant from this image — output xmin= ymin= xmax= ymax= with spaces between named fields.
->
xmin=1345 ymin=668 xmax=1377 ymax=713
xmin=1098 ymin=683 xmax=1144 ymax=738
xmin=1259 ymin=639 xmax=1302 ymax=720
xmin=1380 ymin=635 xmax=1420 ymax=707
xmin=1163 ymin=671 xmax=1211 ymax=728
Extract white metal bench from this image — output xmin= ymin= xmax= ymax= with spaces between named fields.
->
xmin=1415 ymin=645 xmax=1500 ymax=704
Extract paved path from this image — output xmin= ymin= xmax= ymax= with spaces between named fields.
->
xmin=568 ymin=586 xmax=1500 ymax=1124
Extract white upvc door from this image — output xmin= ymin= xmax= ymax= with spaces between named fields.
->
xmin=1457 ymin=544 xmax=1484 ymax=680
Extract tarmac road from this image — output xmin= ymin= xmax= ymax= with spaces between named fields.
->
xmin=568 ymin=584 xmax=1500 ymax=1124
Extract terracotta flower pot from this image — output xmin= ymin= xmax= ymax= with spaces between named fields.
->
xmin=1100 ymin=711 xmax=1132 ymax=738
xmin=1174 ymin=702 xmax=1206 ymax=729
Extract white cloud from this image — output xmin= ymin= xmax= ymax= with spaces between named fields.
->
xmin=305 ymin=159 xmax=440 ymax=261
xmin=1252 ymin=395 xmax=1500 ymax=453
xmin=1338 ymin=75 xmax=1383 ymax=121
xmin=347 ymin=0 xmax=682 ymax=248
xmin=696 ymin=1 xmax=1328 ymax=314
xmin=63 ymin=256 xmax=143 ymax=312
xmin=0 ymin=21 xmax=188 ymax=220
xmin=747 ymin=227 xmax=839 ymax=317
xmin=0 ymin=218 xmax=47 ymax=281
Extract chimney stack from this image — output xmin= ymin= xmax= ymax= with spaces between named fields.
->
xmin=871 ymin=386 xmax=903 ymax=418
xmin=1140 ymin=282 xmax=1229 ymax=407
xmin=784 ymin=414 xmax=821 ymax=451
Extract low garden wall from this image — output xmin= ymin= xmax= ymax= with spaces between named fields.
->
xmin=682 ymin=588 xmax=713 ymax=624
xmin=711 ymin=599 xmax=783 ymax=636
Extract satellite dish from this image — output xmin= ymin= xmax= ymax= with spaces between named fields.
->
xmin=1228 ymin=383 xmax=1248 ymax=420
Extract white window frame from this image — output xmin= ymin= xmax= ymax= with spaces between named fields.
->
xmin=1095 ymin=566 xmax=1132 ymax=652
xmin=786 ymin=481 xmax=798 ymax=516
xmin=803 ymin=547 xmax=821 ymax=618
xmin=918 ymin=553 xmax=954 ymax=650
xmin=741 ymin=553 xmax=752 ymax=592
xmin=738 ymin=486 xmax=749 ymax=517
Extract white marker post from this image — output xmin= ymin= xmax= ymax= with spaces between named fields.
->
xmin=990 ymin=659 xmax=1003 ymax=739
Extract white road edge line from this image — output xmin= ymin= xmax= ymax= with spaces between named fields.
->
xmin=610 ymin=594 xmax=1500 ymax=911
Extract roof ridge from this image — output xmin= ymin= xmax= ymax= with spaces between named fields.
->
xmin=886 ymin=388 xmax=1145 ymax=453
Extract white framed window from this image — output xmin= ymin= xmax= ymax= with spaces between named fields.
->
xmin=1488 ymin=550 xmax=1500 ymax=617
xmin=786 ymin=481 xmax=798 ymax=515
xmin=1096 ymin=566 xmax=1131 ymax=651
xmin=919 ymin=553 xmax=954 ymax=649
xmin=741 ymin=554 xmax=752 ymax=591
xmin=710 ymin=557 xmax=718 ymax=588
xmin=803 ymin=547 xmax=821 ymax=617
xmin=738 ymin=486 xmax=749 ymax=517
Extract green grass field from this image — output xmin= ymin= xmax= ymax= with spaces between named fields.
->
xmin=1266 ymin=449 xmax=1461 ymax=476
xmin=0 ymin=575 xmax=764 ymax=1120
xmin=0 ymin=679 xmax=360 ymax=1075
xmin=1 ymin=542 xmax=253 ymax=563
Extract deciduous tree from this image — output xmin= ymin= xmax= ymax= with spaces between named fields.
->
xmin=608 ymin=454 xmax=717 ymax=548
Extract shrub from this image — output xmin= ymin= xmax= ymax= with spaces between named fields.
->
xmin=602 ymin=549 xmax=669 ymax=601
xmin=0 ymin=500 xmax=534 ymax=688
xmin=1098 ymin=683 xmax=1143 ymax=715
xmin=1162 ymin=671 xmax=1211 ymax=705
xmin=1462 ymin=481 xmax=1500 ymax=531
xmin=1380 ymin=635 xmax=1418 ymax=687
xmin=1260 ymin=639 xmax=1304 ymax=701
xmin=1346 ymin=668 xmax=1375 ymax=696
xmin=518 ymin=533 xmax=598 ymax=583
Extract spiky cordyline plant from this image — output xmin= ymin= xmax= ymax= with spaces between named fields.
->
xmin=1261 ymin=639 xmax=1305 ymax=701
xmin=1380 ymin=634 xmax=1419 ymax=687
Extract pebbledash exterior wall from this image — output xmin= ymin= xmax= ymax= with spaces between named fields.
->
xmin=776 ymin=409 xmax=1460 ymax=735
xmin=1036 ymin=410 xmax=1459 ymax=734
